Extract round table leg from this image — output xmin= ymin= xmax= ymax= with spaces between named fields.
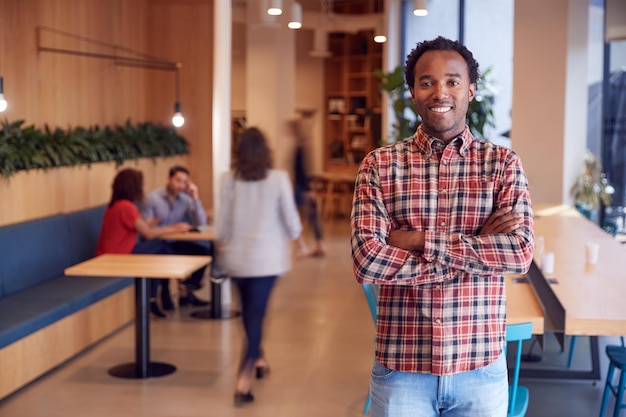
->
xmin=189 ymin=279 xmax=240 ymax=320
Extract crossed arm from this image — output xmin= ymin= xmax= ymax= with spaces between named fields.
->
xmin=387 ymin=206 xmax=523 ymax=252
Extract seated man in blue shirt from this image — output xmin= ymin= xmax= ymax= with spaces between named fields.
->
xmin=143 ymin=165 xmax=211 ymax=310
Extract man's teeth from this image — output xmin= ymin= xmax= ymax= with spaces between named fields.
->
xmin=431 ymin=107 xmax=452 ymax=113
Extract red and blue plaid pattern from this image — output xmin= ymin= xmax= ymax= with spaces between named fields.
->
xmin=351 ymin=126 xmax=534 ymax=375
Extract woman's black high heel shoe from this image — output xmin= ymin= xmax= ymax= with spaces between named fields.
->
xmin=255 ymin=366 xmax=270 ymax=379
xmin=234 ymin=391 xmax=254 ymax=407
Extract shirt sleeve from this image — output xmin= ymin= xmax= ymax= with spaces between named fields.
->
xmin=351 ymin=151 xmax=534 ymax=286
xmin=351 ymin=153 xmax=423 ymax=285
xmin=121 ymin=201 xmax=141 ymax=230
xmin=186 ymin=198 xmax=207 ymax=226
xmin=422 ymin=153 xmax=534 ymax=277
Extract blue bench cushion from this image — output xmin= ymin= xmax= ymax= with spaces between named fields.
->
xmin=66 ymin=206 xmax=106 ymax=264
xmin=0 ymin=214 xmax=74 ymax=296
xmin=0 ymin=275 xmax=132 ymax=350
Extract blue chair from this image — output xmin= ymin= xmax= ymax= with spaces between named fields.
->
xmin=506 ymin=322 xmax=533 ymax=417
xmin=599 ymin=340 xmax=626 ymax=417
xmin=361 ymin=283 xmax=378 ymax=414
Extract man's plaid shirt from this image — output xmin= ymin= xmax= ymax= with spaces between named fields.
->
xmin=351 ymin=126 xmax=534 ymax=375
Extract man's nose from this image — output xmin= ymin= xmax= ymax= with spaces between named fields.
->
xmin=433 ymin=83 xmax=449 ymax=99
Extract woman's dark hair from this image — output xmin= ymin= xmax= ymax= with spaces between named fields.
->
xmin=109 ymin=168 xmax=144 ymax=207
xmin=404 ymin=36 xmax=480 ymax=88
xmin=234 ymin=127 xmax=273 ymax=181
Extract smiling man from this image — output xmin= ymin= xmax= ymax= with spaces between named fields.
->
xmin=351 ymin=37 xmax=535 ymax=417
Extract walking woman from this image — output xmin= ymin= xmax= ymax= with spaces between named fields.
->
xmin=215 ymin=127 xmax=308 ymax=407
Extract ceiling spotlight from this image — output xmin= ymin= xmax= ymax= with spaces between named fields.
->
xmin=267 ymin=0 xmax=283 ymax=16
xmin=374 ymin=21 xmax=386 ymax=43
xmin=413 ymin=0 xmax=428 ymax=16
xmin=288 ymin=2 xmax=302 ymax=29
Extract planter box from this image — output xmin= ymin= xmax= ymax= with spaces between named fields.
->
xmin=0 ymin=156 xmax=189 ymax=227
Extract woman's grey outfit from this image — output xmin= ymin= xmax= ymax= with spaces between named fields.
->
xmin=216 ymin=169 xmax=302 ymax=366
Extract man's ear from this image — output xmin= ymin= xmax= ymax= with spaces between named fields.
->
xmin=409 ymin=87 xmax=415 ymax=101
xmin=468 ymin=83 xmax=476 ymax=102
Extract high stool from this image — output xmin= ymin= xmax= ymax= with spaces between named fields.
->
xmin=599 ymin=345 xmax=626 ymax=417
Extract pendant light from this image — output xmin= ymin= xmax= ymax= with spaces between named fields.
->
xmin=413 ymin=0 xmax=428 ymax=16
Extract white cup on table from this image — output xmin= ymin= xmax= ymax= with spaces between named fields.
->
xmin=585 ymin=242 xmax=600 ymax=265
xmin=541 ymin=251 xmax=555 ymax=275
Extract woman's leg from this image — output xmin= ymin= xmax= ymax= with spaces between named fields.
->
xmin=232 ymin=276 xmax=278 ymax=394
xmin=306 ymin=197 xmax=325 ymax=255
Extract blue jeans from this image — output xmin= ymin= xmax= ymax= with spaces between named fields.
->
xmin=295 ymin=188 xmax=324 ymax=241
xmin=232 ymin=276 xmax=277 ymax=370
xmin=370 ymin=353 xmax=508 ymax=417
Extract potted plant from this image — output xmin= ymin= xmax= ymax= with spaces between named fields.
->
xmin=570 ymin=149 xmax=614 ymax=221
xmin=375 ymin=65 xmax=497 ymax=143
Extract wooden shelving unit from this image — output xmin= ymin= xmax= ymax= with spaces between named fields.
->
xmin=323 ymin=30 xmax=383 ymax=173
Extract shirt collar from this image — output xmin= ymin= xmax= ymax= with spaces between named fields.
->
xmin=157 ymin=187 xmax=180 ymax=203
xmin=412 ymin=125 xmax=473 ymax=159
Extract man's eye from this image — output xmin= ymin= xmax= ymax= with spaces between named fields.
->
xmin=421 ymin=82 xmax=432 ymax=87
xmin=449 ymin=81 xmax=460 ymax=86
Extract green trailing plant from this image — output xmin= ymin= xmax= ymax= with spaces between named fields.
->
xmin=376 ymin=65 xmax=497 ymax=143
xmin=0 ymin=119 xmax=189 ymax=178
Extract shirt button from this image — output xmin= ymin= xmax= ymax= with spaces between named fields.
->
xmin=441 ymin=189 xmax=447 ymax=194
xmin=442 ymin=160 xmax=448 ymax=165
xmin=435 ymin=318 xmax=442 ymax=324
xmin=435 ymin=285 xmax=441 ymax=290
xmin=440 ymin=221 xmax=445 ymax=227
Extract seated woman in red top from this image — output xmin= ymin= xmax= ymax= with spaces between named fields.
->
xmin=96 ymin=168 xmax=191 ymax=317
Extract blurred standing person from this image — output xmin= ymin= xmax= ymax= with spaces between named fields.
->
xmin=143 ymin=166 xmax=210 ymax=310
xmin=287 ymin=118 xmax=326 ymax=257
xmin=215 ymin=127 xmax=308 ymax=407
xmin=95 ymin=168 xmax=191 ymax=318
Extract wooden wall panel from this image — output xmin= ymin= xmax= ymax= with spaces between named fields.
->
xmin=0 ymin=0 xmax=206 ymax=226
xmin=147 ymin=0 xmax=214 ymax=208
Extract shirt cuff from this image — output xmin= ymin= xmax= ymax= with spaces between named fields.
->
xmin=422 ymin=229 xmax=446 ymax=263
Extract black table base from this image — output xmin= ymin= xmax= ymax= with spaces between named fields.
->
xmin=190 ymin=279 xmax=240 ymax=320
xmin=108 ymin=362 xmax=176 ymax=378
xmin=109 ymin=277 xmax=177 ymax=379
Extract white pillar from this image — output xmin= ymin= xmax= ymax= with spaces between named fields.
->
xmin=511 ymin=0 xmax=590 ymax=205
xmin=213 ymin=1 xmax=232 ymax=211
xmin=212 ymin=0 xmax=233 ymax=306
xmin=246 ymin=0 xmax=296 ymax=172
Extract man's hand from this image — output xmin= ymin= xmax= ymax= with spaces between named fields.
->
xmin=479 ymin=206 xmax=523 ymax=235
xmin=187 ymin=181 xmax=200 ymax=200
xmin=172 ymin=222 xmax=192 ymax=232
xmin=388 ymin=229 xmax=425 ymax=252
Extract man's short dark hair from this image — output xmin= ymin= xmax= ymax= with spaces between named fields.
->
xmin=404 ymin=36 xmax=480 ymax=88
xmin=169 ymin=165 xmax=190 ymax=178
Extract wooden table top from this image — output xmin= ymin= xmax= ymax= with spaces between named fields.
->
xmin=161 ymin=225 xmax=215 ymax=241
xmin=533 ymin=205 xmax=626 ymax=335
xmin=65 ymin=254 xmax=212 ymax=279
xmin=506 ymin=274 xmax=544 ymax=334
